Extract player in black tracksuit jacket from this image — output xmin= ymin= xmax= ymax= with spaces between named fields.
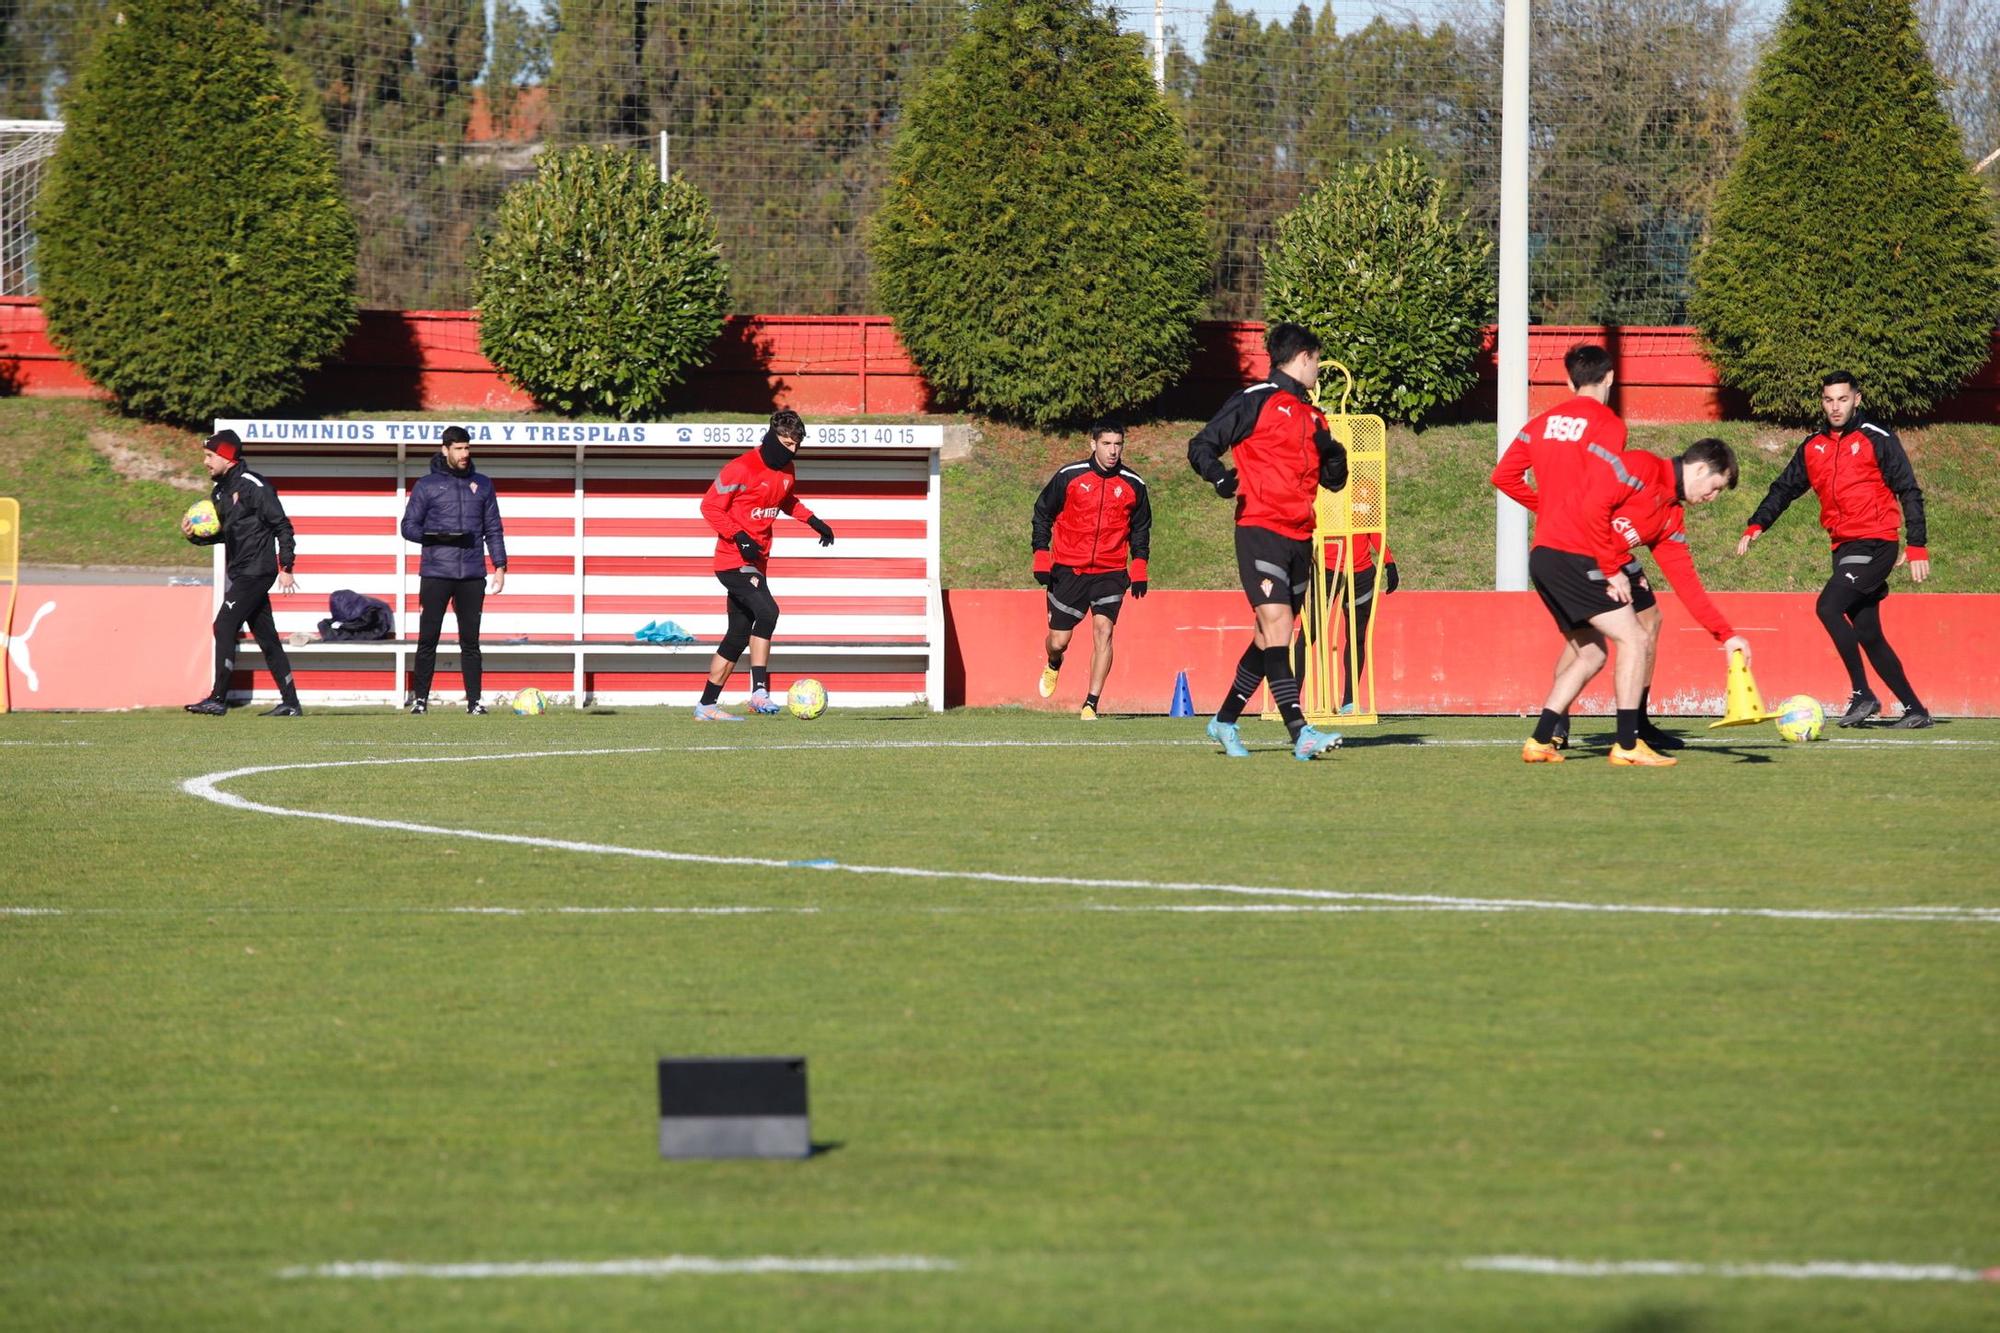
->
xmin=182 ymin=430 xmax=303 ymax=716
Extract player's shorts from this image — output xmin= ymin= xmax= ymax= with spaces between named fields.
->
xmin=1235 ymin=525 xmax=1312 ymax=610
xmin=1820 ymin=539 xmax=1898 ymax=613
xmin=1046 ymin=566 xmax=1129 ymax=630
xmin=1529 ymin=546 xmax=1656 ymax=631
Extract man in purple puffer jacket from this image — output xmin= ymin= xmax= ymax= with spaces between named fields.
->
xmin=400 ymin=426 xmax=508 ymax=714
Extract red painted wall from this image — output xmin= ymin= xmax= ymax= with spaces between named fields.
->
xmin=943 ymin=589 xmax=2000 ymax=718
xmin=9 ymin=584 xmax=1997 ymax=715
xmin=4 ymin=300 xmax=1995 ymax=422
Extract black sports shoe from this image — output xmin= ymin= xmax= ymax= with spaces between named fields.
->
xmin=260 ymin=702 xmax=303 ymax=717
xmin=184 ymin=697 xmax=227 ymax=716
xmin=410 ymin=697 xmax=429 ymax=715
xmin=1637 ymin=723 xmax=1686 ymax=751
xmin=1836 ymin=691 xmax=1881 ymax=727
xmin=466 ymin=701 xmax=488 ymax=715
xmin=1890 ymin=708 xmax=1934 ymax=730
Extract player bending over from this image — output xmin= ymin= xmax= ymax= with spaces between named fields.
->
xmin=1527 ymin=440 xmax=1753 ymax=755
xmin=1491 ymin=344 xmax=1667 ymax=766
xmin=1187 ymin=322 xmax=1347 ymax=760
xmin=1736 ymin=371 xmax=1932 ymax=728
xmin=694 ymin=409 xmax=835 ymax=721
xmin=1031 ymin=419 xmax=1152 ymax=720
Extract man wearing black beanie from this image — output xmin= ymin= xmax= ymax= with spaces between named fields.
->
xmin=183 ymin=430 xmax=304 ymax=716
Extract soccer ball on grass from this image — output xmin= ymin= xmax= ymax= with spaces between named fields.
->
xmin=787 ymin=678 xmax=827 ymax=720
xmin=1774 ymin=694 xmax=1823 ymax=743
xmin=510 ymin=687 xmax=549 ymax=716
xmin=182 ymin=499 xmax=221 ymax=539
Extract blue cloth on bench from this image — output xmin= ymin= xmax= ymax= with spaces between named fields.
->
xmin=634 ymin=619 xmax=698 ymax=644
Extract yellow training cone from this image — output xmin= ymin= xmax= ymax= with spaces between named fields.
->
xmin=1709 ymin=648 xmax=1774 ymax=728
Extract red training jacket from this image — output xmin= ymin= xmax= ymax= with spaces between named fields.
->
xmin=1611 ymin=450 xmax=1733 ymax=642
xmin=1743 ymin=414 xmax=1928 ymax=557
xmin=1187 ymin=369 xmax=1346 ymax=541
xmin=1322 ymin=532 xmax=1391 ymax=573
xmin=1031 ymin=460 xmax=1153 ymax=579
xmin=700 ymin=446 xmax=818 ymax=573
xmin=1490 ymin=394 xmax=1637 ymax=576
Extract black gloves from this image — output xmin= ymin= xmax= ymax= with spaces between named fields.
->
xmin=1130 ymin=580 xmax=1148 ymax=599
xmin=733 ymin=532 xmax=762 ymax=564
xmin=1213 ymin=470 xmax=1239 ymax=499
xmin=1382 ymin=561 xmax=1400 ymax=595
xmin=1034 ymin=569 xmax=1054 ymax=588
xmin=807 ymin=516 xmax=835 ymax=547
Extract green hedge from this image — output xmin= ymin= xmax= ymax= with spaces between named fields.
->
xmin=870 ymin=0 xmax=1209 ymax=428
xmin=35 ymin=0 xmax=357 ymax=425
xmin=476 ymin=147 xmax=729 ymax=420
xmin=1690 ymin=0 xmax=2000 ymax=421
xmin=1263 ymin=148 xmax=1493 ymax=423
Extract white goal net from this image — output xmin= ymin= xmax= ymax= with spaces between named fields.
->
xmin=0 ymin=119 xmax=61 ymax=296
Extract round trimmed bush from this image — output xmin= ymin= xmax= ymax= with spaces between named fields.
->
xmin=869 ymin=0 xmax=1209 ymax=428
xmin=1263 ymin=149 xmax=1494 ymax=424
xmin=1690 ymin=0 xmax=2000 ymax=421
xmin=476 ymin=146 xmax=730 ymax=419
xmin=35 ymin=0 xmax=357 ymax=425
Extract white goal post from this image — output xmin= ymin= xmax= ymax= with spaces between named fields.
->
xmin=0 ymin=119 xmax=63 ymax=298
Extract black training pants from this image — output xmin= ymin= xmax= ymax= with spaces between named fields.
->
xmin=413 ymin=575 xmax=487 ymax=701
xmin=211 ymin=573 xmax=298 ymax=705
xmin=1815 ymin=539 xmax=1917 ymax=705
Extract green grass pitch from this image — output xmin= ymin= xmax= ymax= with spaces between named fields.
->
xmin=4 ymin=707 xmax=1998 ymax=1330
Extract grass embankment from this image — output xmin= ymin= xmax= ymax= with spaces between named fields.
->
xmin=3 ymin=398 xmax=1995 ymax=589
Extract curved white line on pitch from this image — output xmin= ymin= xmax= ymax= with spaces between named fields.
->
xmin=181 ymin=748 xmax=2000 ymax=925
xmin=1463 ymin=1256 xmax=1997 ymax=1283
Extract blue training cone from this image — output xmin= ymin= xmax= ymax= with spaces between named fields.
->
xmin=1169 ymin=670 xmax=1195 ymax=718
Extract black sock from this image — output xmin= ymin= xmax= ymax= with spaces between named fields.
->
xmin=1262 ymin=646 xmax=1306 ymax=740
xmin=1047 ymin=647 xmax=1065 ymax=670
xmin=1616 ymin=708 xmax=1640 ymax=748
xmin=751 ymin=665 xmax=770 ymax=694
xmin=1215 ymin=643 xmax=1265 ymax=725
xmin=1532 ymin=708 xmax=1563 ymax=744
xmin=700 ymin=680 xmax=723 ymax=705
xmin=1083 ymin=692 xmax=1099 ymax=711
xmin=1638 ymin=686 xmax=1650 ymax=719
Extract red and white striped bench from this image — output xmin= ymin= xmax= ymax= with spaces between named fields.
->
xmin=209 ymin=419 xmax=944 ymax=709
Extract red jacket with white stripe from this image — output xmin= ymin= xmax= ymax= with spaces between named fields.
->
xmin=1187 ymin=369 xmax=1348 ymax=541
xmin=1611 ymin=450 xmax=1733 ymax=642
xmin=700 ymin=445 xmax=818 ymax=573
xmin=1744 ymin=414 xmax=1927 ymax=557
xmin=1490 ymin=394 xmax=1636 ymax=576
xmin=1031 ymin=459 xmax=1152 ymax=579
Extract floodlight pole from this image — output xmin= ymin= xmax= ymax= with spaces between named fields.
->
xmin=659 ymin=131 xmax=670 ymax=182
xmin=1494 ymin=0 xmax=1531 ymax=591
xmin=1153 ymin=1 xmax=1166 ymax=88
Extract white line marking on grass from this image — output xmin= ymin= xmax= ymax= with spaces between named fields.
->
xmin=1463 ymin=1256 xmax=1999 ymax=1283
xmin=178 ymin=748 xmax=2000 ymax=927
xmin=278 ymin=1255 xmax=960 ymax=1280
xmin=441 ymin=905 xmax=815 ymax=917
xmin=1 ymin=906 xmax=63 ymax=915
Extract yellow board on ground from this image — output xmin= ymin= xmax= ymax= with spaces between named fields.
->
xmin=1263 ymin=365 xmax=1389 ymax=727
xmin=0 ymin=497 xmax=18 ymax=713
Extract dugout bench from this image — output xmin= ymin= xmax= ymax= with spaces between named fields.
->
xmin=208 ymin=419 xmax=944 ymax=709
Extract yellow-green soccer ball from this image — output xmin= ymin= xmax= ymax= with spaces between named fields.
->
xmin=510 ymin=687 xmax=548 ymax=717
xmin=183 ymin=499 xmax=221 ymax=538
xmin=1774 ymin=694 xmax=1824 ymax=743
xmin=787 ymin=678 xmax=827 ymax=720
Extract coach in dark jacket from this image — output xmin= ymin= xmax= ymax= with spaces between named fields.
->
xmin=400 ymin=425 xmax=507 ymax=714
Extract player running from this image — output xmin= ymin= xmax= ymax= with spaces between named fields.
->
xmin=1187 ymin=321 xmax=1347 ymax=760
xmin=182 ymin=430 xmax=304 ymax=717
xmin=1509 ymin=439 xmax=1754 ymax=755
xmin=695 ymin=409 xmax=835 ymax=721
xmin=1736 ymin=371 xmax=1932 ymax=728
xmin=1490 ymin=343 xmax=1667 ymax=766
xmin=1031 ymin=419 xmax=1152 ymax=720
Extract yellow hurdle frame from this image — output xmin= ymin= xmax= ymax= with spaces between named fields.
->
xmin=1262 ymin=364 xmax=1388 ymax=727
xmin=0 ymin=497 xmax=19 ymax=714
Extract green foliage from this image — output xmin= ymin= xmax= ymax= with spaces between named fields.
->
xmin=1262 ymin=149 xmax=1493 ymax=424
xmin=33 ymin=0 xmax=357 ymax=425
xmin=1691 ymin=0 xmax=2000 ymax=421
xmin=475 ymin=146 xmax=729 ymax=418
xmin=870 ymin=0 xmax=1209 ymax=428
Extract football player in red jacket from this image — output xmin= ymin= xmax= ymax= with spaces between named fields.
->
xmin=694 ymin=409 xmax=834 ymax=720
xmin=1491 ymin=344 xmax=1669 ymax=766
xmin=1736 ymin=371 xmax=1932 ymax=728
xmin=1031 ymin=420 xmax=1152 ymax=720
xmin=1539 ymin=439 xmax=1753 ymax=751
